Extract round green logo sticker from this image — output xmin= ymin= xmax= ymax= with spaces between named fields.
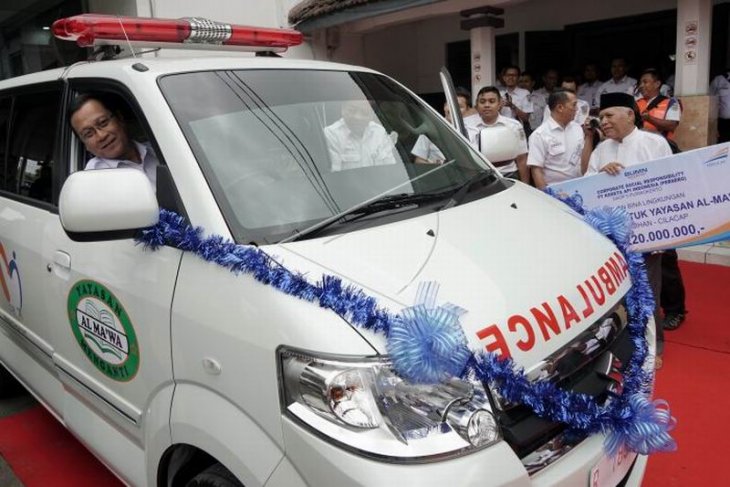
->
xmin=67 ymin=280 xmax=139 ymax=382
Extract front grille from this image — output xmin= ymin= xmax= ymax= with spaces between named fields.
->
xmin=489 ymin=301 xmax=634 ymax=475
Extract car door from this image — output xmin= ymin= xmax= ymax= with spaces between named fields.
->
xmin=440 ymin=67 xmax=468 ymax=139
xmin=44 ymin=85 xmax=182 ymax=485
xmin=0 ymin=86 xmax=67 ymax=416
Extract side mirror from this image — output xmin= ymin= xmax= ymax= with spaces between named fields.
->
xmin=59 ymin=168 xmax=159 ymax=233
xmin=478 ymin=124 xmax=522 ymax=164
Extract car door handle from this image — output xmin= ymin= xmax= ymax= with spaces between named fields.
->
xmin=52 ymin=251 xmax=71 ymax=273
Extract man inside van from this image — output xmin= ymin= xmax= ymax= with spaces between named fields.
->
xmin=69 ymin=94 xmax=159 ymax=187
xmin=324 ymin=100 xmax=398 ymax=172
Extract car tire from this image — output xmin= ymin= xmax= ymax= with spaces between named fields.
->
xmin=186 ymin=463 xmax=243 ymax=487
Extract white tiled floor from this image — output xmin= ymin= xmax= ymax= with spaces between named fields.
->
xmin=678 ymin=242 xmax=730 ymax=266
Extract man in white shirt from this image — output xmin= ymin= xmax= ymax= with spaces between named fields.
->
xmin=444 ymin=89 xmax=481 ymax=131
xmin=531 ymin=69 xmax=560 ymax=132
xmin=469 ymin=86 xmax=529 ymax=183
xmin=577 ymin=63 xmax=602 ymax=107
xmin=636 ymin=69 xmax=687 ymax=331
xmin=585 ymin=93 xmax=672 ymax=176
xmin=411 ymin=134 xmax=445 ymax=165
xmin=542 ymin=78 xmax=591 ymax=126
xmin=519 ymin=71 xmax=548 ymax=133
xmin=69 ymin=94 xmax=159 ymax=187
xmin=324 ymin=100 xmax=398 ymax=172
xmin=528 ymin=89 xmax=593 ymax=189
xmin=592 ymin=58 xmax=637 ymax=112
xmin=534 ymin=68 xmax=560 ymax=100
xmin=710 ymin=70 xmax=730 ymax=142
xmin=499 ymin=66 xmax=533 ymax=126
xmin=664 ymin=73 xmax=675 ymax=97
xmin=584 ymin=92 xmax=672 ymax=367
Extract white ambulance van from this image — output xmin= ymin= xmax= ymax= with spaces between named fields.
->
xmin=0 ymin=14 xmax=652 ymax=487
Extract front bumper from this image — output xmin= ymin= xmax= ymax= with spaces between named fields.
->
xmin=266 ymin=416 xmax=648 ymax=487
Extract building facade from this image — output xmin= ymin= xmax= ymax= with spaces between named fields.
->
xmin=3 ymin=0 xmax=728 ymax=147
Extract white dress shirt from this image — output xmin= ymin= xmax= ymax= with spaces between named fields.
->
xmin=527 ymin=116 xmax=585 ymax=185
xmin=324 ymin=119 xmax=398 ymax=172
xmin=578 ymin=81 xmax=602 ymax=106
xmin=542 ymin=99 xmax=591 ymax=126
xmin=463 ymin=113 xmax=483 ymax=132
xmin=85 ymin=140 xmax=159 ymax=187
xmin=499 ymin=87 xmax=533 ymax=119
xmin=411 ymin=135 xmax=445 ymax=163
xmin=533 ymin=87 xmax=552 ymax=100
xmin=528 ymin=92 xmax=548 ymax=131
xmin=593 ymin=76 xmax=638 ymax=109
xmin=710 ymin=73 xmax=730 ymax=119
xmin=585 ymin=128 xmax=672 ymax=175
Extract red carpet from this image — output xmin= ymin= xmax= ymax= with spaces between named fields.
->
xmin=0 ymin=406 xmax=120 ymax=486
xmin=644 ymin=261 xmax=730 ymax=487
xmin=0 ymin=262 xmax=726 ymax=485
xmin=659 ymin=261 xmax=730 ymax=354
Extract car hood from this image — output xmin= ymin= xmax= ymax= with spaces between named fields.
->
xmin=276 ymin=183 xmax=632 ymax=368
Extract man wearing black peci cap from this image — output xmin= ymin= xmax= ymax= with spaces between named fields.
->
xmin=584 ymin=92 xmax=673 ymax=369
xmin=584 ymin=92 xmax=671 ymax=175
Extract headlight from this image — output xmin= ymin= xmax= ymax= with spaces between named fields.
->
xmin=278 ymin=347 xmax=501 ymax=462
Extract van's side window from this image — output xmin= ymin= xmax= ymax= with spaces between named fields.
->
xmin=6 ymin=91 xmax=61 ymax=203
xmin=0 ymin=97 xmax=11 ymax=192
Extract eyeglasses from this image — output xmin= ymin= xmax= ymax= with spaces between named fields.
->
xmin=78 ymin=114 xmax=115 ymax=141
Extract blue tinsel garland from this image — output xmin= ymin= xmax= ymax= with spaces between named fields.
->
xmin=136 ymin=198 xmax=676 ymax=457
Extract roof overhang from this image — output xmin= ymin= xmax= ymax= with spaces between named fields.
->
xmin=289 ymin=0 xmax=446 ymax=34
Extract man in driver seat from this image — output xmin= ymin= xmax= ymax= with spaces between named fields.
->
xmin=69 ymin=94 xmax=159 ymax=187
xmin=324 ymin=100 xmax=398 ymax=172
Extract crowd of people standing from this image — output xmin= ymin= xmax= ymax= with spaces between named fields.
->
xmin=449 ymin=57 xmax=708 ymax=369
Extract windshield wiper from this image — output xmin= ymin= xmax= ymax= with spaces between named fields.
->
xmin=441 ymin=170 xmax=498 ymax=210
xmin=281 ymin=159 xmax=459 ymax=243
xmin=348 ymin=192 xmax=452 ymax=216
xmin=283 ymin=191 xmax=451 ymax=243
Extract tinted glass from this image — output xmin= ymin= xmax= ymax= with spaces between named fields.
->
xmin=6 ymin=91 xmax=60 ymax=203
xmin=0 ymin=97 xmax=9 ymax=191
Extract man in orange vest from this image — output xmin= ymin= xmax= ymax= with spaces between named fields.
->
xmin=637 ymin=68 xmax=688 ymax=334
xmin=636 ymin=68 xmax=682 ymax=147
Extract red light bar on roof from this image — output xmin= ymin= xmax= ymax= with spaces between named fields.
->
xmin=52 ymin=14 xmax=303 ymax=52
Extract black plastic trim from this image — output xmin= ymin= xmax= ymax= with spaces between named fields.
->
xmin=63 ymin=229 xmax=138 ymax=242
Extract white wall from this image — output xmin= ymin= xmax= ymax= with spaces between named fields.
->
xmin=675 ymin=0 xmax=713 ymax=95
xmin=88 ymin=0 xmax=143 ymax=17
xmin=362 ymin=15 xmax=464 ymax=93
xmin=90 ymin=0 xmax=288 ymax=26
xmin=359 ymin=0 xmax=678 ymax=93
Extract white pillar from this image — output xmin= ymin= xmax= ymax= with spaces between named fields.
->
xmin=674 ymin=0 xmax=712 ymax=96
xmin=470 ymin=26 xmax=496 ymax=101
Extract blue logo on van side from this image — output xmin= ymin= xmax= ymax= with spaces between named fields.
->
xmin=0 ymin=242 xmax=22 ymax=317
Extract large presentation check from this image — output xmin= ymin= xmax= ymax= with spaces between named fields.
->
xmin=550 ymin=143 xmax=730 ymax=252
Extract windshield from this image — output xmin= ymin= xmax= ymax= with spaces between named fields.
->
xmin=159 ymin=69 xmax=502 ymax=244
